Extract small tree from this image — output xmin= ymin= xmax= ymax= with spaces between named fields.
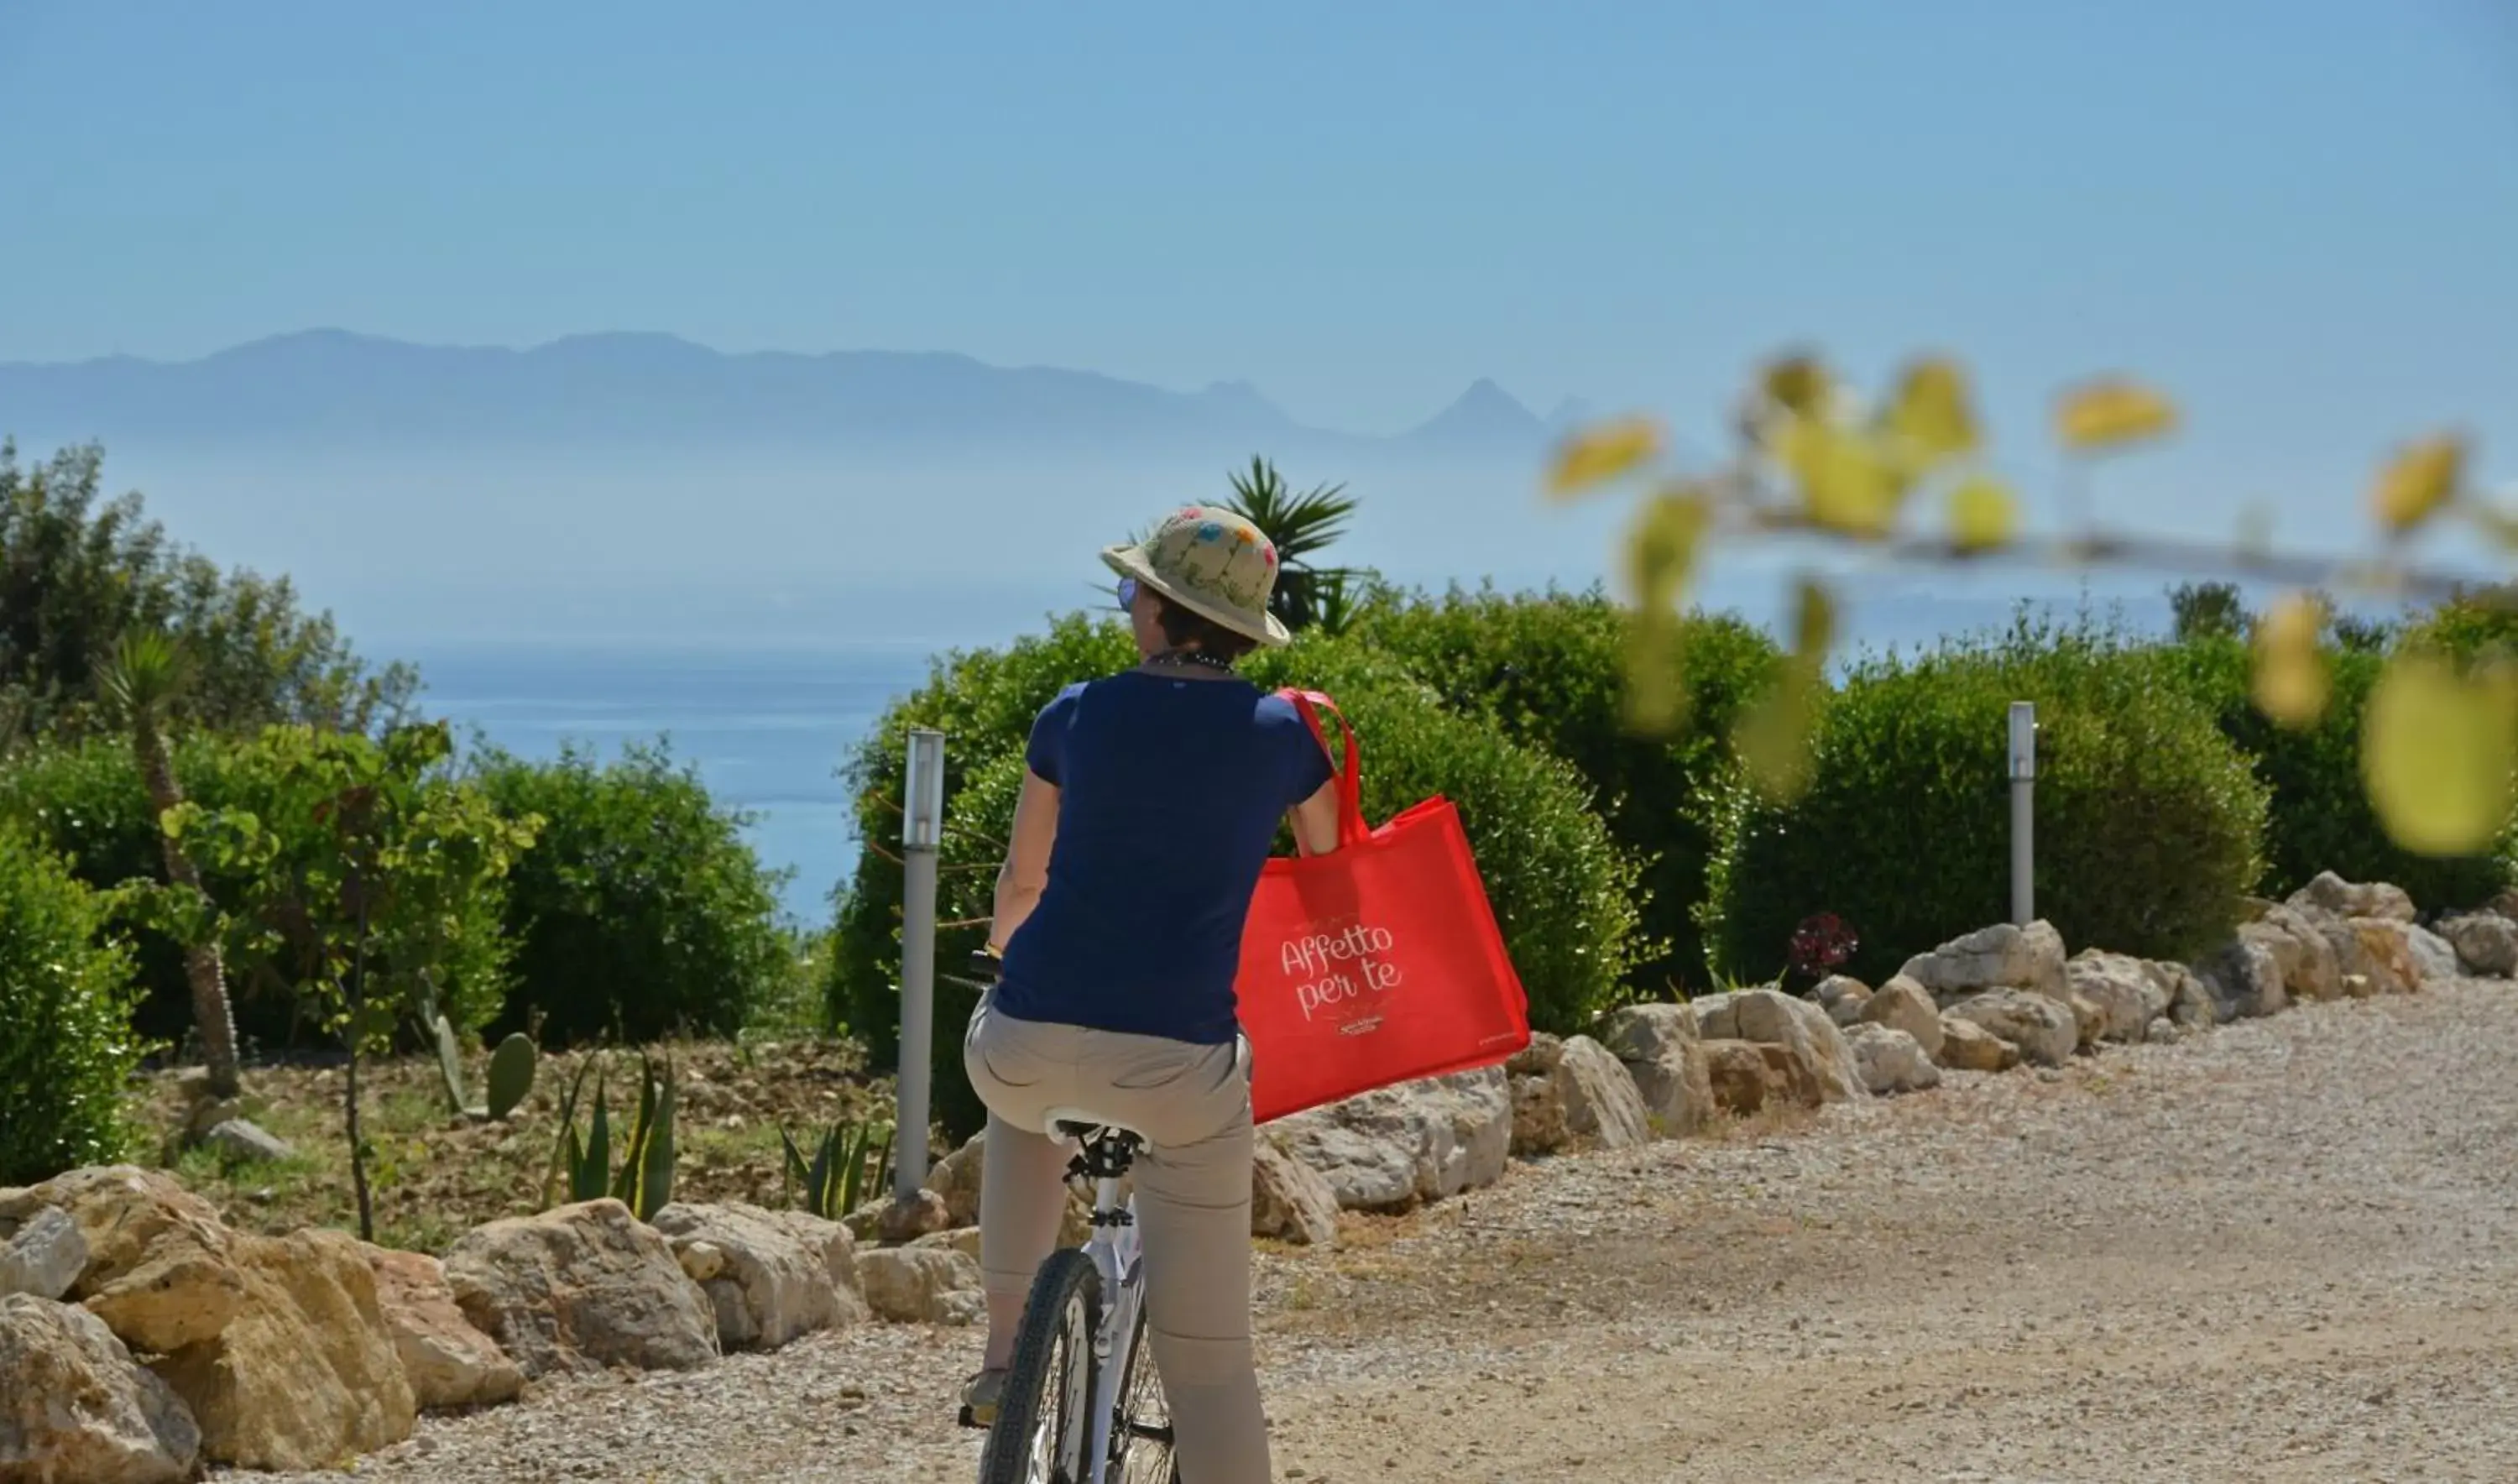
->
xmin=169 ymin=721 xmax=535 ymax=1239
xmin=102 ymin=631 xmax=242 ymax=1098
xmin=2170 ymin=581 xmax=2248 ymax=644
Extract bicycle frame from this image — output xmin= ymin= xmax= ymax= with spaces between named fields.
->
xmin=1071 ymin=1147 xmax=1144 ymax=1481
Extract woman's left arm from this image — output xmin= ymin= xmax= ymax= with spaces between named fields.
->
xmin=989 ymin=769 xmax=1060 ymax=954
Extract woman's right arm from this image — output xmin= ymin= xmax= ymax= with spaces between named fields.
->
xmin=989 ymin=769 xmax=1060 ymax=954
xmin=1288 ymin=778 xmax=1340 ymax=856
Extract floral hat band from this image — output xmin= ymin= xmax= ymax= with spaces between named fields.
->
xmin=1100 ymin=505 xmax=1293 ymax=648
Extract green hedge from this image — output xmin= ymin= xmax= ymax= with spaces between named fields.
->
xmin=0 ymin=735 xmax=509 ymax=1047
xmin=1349 ymin=586 xmax=1778 ymax=992
xmin=2150 ymin=635 xmax=2514 ymax=911
xmin=828 ymin=620 xmax=1647 ymax=1140
xmin=470 ymin=742 xmax=791 ymax=1047
xmin=0 ymin=824 xmax=144 ymax=1184
xmin=1704 ymin=620 xmax=2268 ymax=984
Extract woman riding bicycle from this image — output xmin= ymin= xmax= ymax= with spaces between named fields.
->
xmin=960 ymin=505 xmax=1342 ymax=1484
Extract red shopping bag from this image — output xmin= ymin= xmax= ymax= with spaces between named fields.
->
xmin=1235 ymin=689 xmax=1531 ymax=1125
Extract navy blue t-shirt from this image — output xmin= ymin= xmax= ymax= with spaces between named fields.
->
xmin=993 ymin=671 xmax=1336 ymax=1045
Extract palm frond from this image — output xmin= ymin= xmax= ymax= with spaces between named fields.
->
xmin=1222 ymin=457 xmax=1358 ymax=568
xmin=100 ymin=630 xmax=192 ymax=722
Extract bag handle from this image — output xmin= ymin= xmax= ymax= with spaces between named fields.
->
xmin=1277 ymin=687 xmax=1370 ymax=849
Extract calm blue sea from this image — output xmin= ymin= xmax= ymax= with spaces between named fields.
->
xmin=410 ymin=644 xmax=937 ymax=923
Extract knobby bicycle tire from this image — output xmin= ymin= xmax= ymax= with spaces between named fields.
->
xmin=980 ymin=1248 xmax=1102 ymax=1484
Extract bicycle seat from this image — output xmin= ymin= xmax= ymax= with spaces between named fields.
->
xmin=1042 ymin=1106 xmax=1145 ymax=1143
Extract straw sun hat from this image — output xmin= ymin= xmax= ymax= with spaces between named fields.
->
xmin=1100 ymin=505 xmax=1293 ymax=648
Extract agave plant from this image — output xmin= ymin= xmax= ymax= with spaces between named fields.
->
xmin=543 ymin=1049 xmax=678 ymax=1220
xmin=781 ymin=1117 xmax=894 ymax=1220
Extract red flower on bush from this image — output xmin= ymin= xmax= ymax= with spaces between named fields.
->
xmin=1786 ymin=912 xmax=1859 ymax=981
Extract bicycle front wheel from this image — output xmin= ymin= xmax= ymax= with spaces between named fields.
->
xmin=980 ymin=1249 xmax=1102 ymax=1484
xmin=1106 ymin=1303 xmax=1178 ymax=1484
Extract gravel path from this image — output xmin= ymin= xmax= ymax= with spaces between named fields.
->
xmin=281 ymin=981 xmax=2518 ymax=1482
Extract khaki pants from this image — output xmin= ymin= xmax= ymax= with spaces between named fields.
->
xmin=964 ymin=1001 xmax=1271 ymax=1484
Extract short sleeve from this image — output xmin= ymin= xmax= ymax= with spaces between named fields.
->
xmin=1025 ymin=685 xmax=1082 ymax=786
xmin=1277 ymin=700 xmax=1336 ymax=808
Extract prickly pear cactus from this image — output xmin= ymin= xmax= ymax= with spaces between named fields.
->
xmin=430 ymin=1013 xmax=468 ymax=1114
xmin=486 ymin=1032 xmax=538 ymax=1121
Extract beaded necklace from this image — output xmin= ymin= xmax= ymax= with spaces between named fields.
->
xmin=1144 ymin=648 xmax=1235 ymax=675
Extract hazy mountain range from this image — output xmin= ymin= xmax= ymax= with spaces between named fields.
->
xmin=0 ymin=329 xmax=1578 ymax=459
xmin=0 ymin=331 xmax=1659 ymax=646
xmin=0 ymin=330 xmax=2291 ymax=652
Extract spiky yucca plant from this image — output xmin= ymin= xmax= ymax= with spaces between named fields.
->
xmin=102 ymin=630 xmax=243 ymax=1098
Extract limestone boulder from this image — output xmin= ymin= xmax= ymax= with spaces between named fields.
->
xmin=1599 ymin=1004 xmax=1717 ymax=1137
xmin=2442 ymin=912 xmax=2518 ymax=978
xmin=1250 ymin=1142 xmax=1340 ymax=1247
xmin=5 ymin=1167 xmax=237 ymax=1351
xmin=1265 ymin=1068 xmax=1511 ymax=1213
xmin=364 ymin=1246 xmax=523 ymax=1412
xmin=1857 ymin=976 xmax=1945 ymax=1060
xmin=2063 ymin=952 xmax=2169 ymax=1045
xmin=0 ymin=1206 xmax=88 ymax=1301
xmin=1700 ymin=1039 xmax=1785 ymax=1116
xmin=6 ymin=1167 xmax=415 ymax=1470
xmin=2192 ymin=938 xmax=2286 ymax=1021
xmin=909 ymin=1226 xmax=985 ymax=1261
xmin=1936 ymin=1017 xmax=2020 ymax=1072
xmin=0 ymin=1293 xmax=201 ymax=1484
xmin=2339 ymin=919 xmax=2425 ymax=995
xmin=1844 ymin=1024 xmax=1941 ymax=1095
xmin=2401 ymin=922 xmax=2462 ymax=983
xmin=855 ymin=1247 xmax=985 ymax=1326
xmin=201 ymin=1118 xmax=293 ymax=1163
xmin=442 ymin=1199 xmax=720 ymax=1380
xmin=1505 ymin=1034 xmax=1572 ymax=1155
xmin=922 ymin=1135 xmax=985 ymax=1228
xmin=1812 ymin=975 xmax=1872 ymax=1027
xmin=1897 ymin=920 xmax=2068 ymax=1006
xmin=1506 ymin=1035 xmax=1651 ymax=1152
xmin=876 ymin=1190 xmax=953 ymax=1246
xmin=1945 ymin=990 xmax=2076 ymax=1068
xmin=1699 ymin=989 xmax=1865 ymax=1103
xmin=2155 ymin=961 xmax=2221 ymax=1028
xmin=650 ymin=1202 xmax=869 ymax=1352
xmin=144 ymin=1228 xmax=416 ymax=1471
xmin=2239 ymin=907 xmax=2346 ymax=1005
xmin=2289 ymin=871 xmax=2416 ymax=923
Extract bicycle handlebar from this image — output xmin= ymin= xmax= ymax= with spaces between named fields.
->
xmin=959 ymin=948 xmax=1002 ymax=989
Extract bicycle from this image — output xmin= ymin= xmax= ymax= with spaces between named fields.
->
xmin=953 ymin=951 xmax=1178 ymax=1484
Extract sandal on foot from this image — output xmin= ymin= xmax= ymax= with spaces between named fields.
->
xmin=959 ymin=1367 xmax=1008 ymax=1429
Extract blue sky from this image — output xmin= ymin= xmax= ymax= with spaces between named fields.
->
xmin=2 ymin=1 xmax=2514 ymax=557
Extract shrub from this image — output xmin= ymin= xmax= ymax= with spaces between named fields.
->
xmin=2399 ymin=591 xmax=2518 ymax=666
xmin=1350 ymin=585 xmax=1779 ymax=991
xmin=831 ymin=621 xmax=1647 ymax=1141
xmin=471 ymin=742 xmax=791 ymax=1047
xmin=0 ymin=729 xmax=515 ymax=1048
xmin=0 ymin=824 xmax=145 ymax=1184
xmin=2150 ymin=635 xmax=2514 ymax=910
xmin=1704 ymin=618 xmax=2268 ymax=984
